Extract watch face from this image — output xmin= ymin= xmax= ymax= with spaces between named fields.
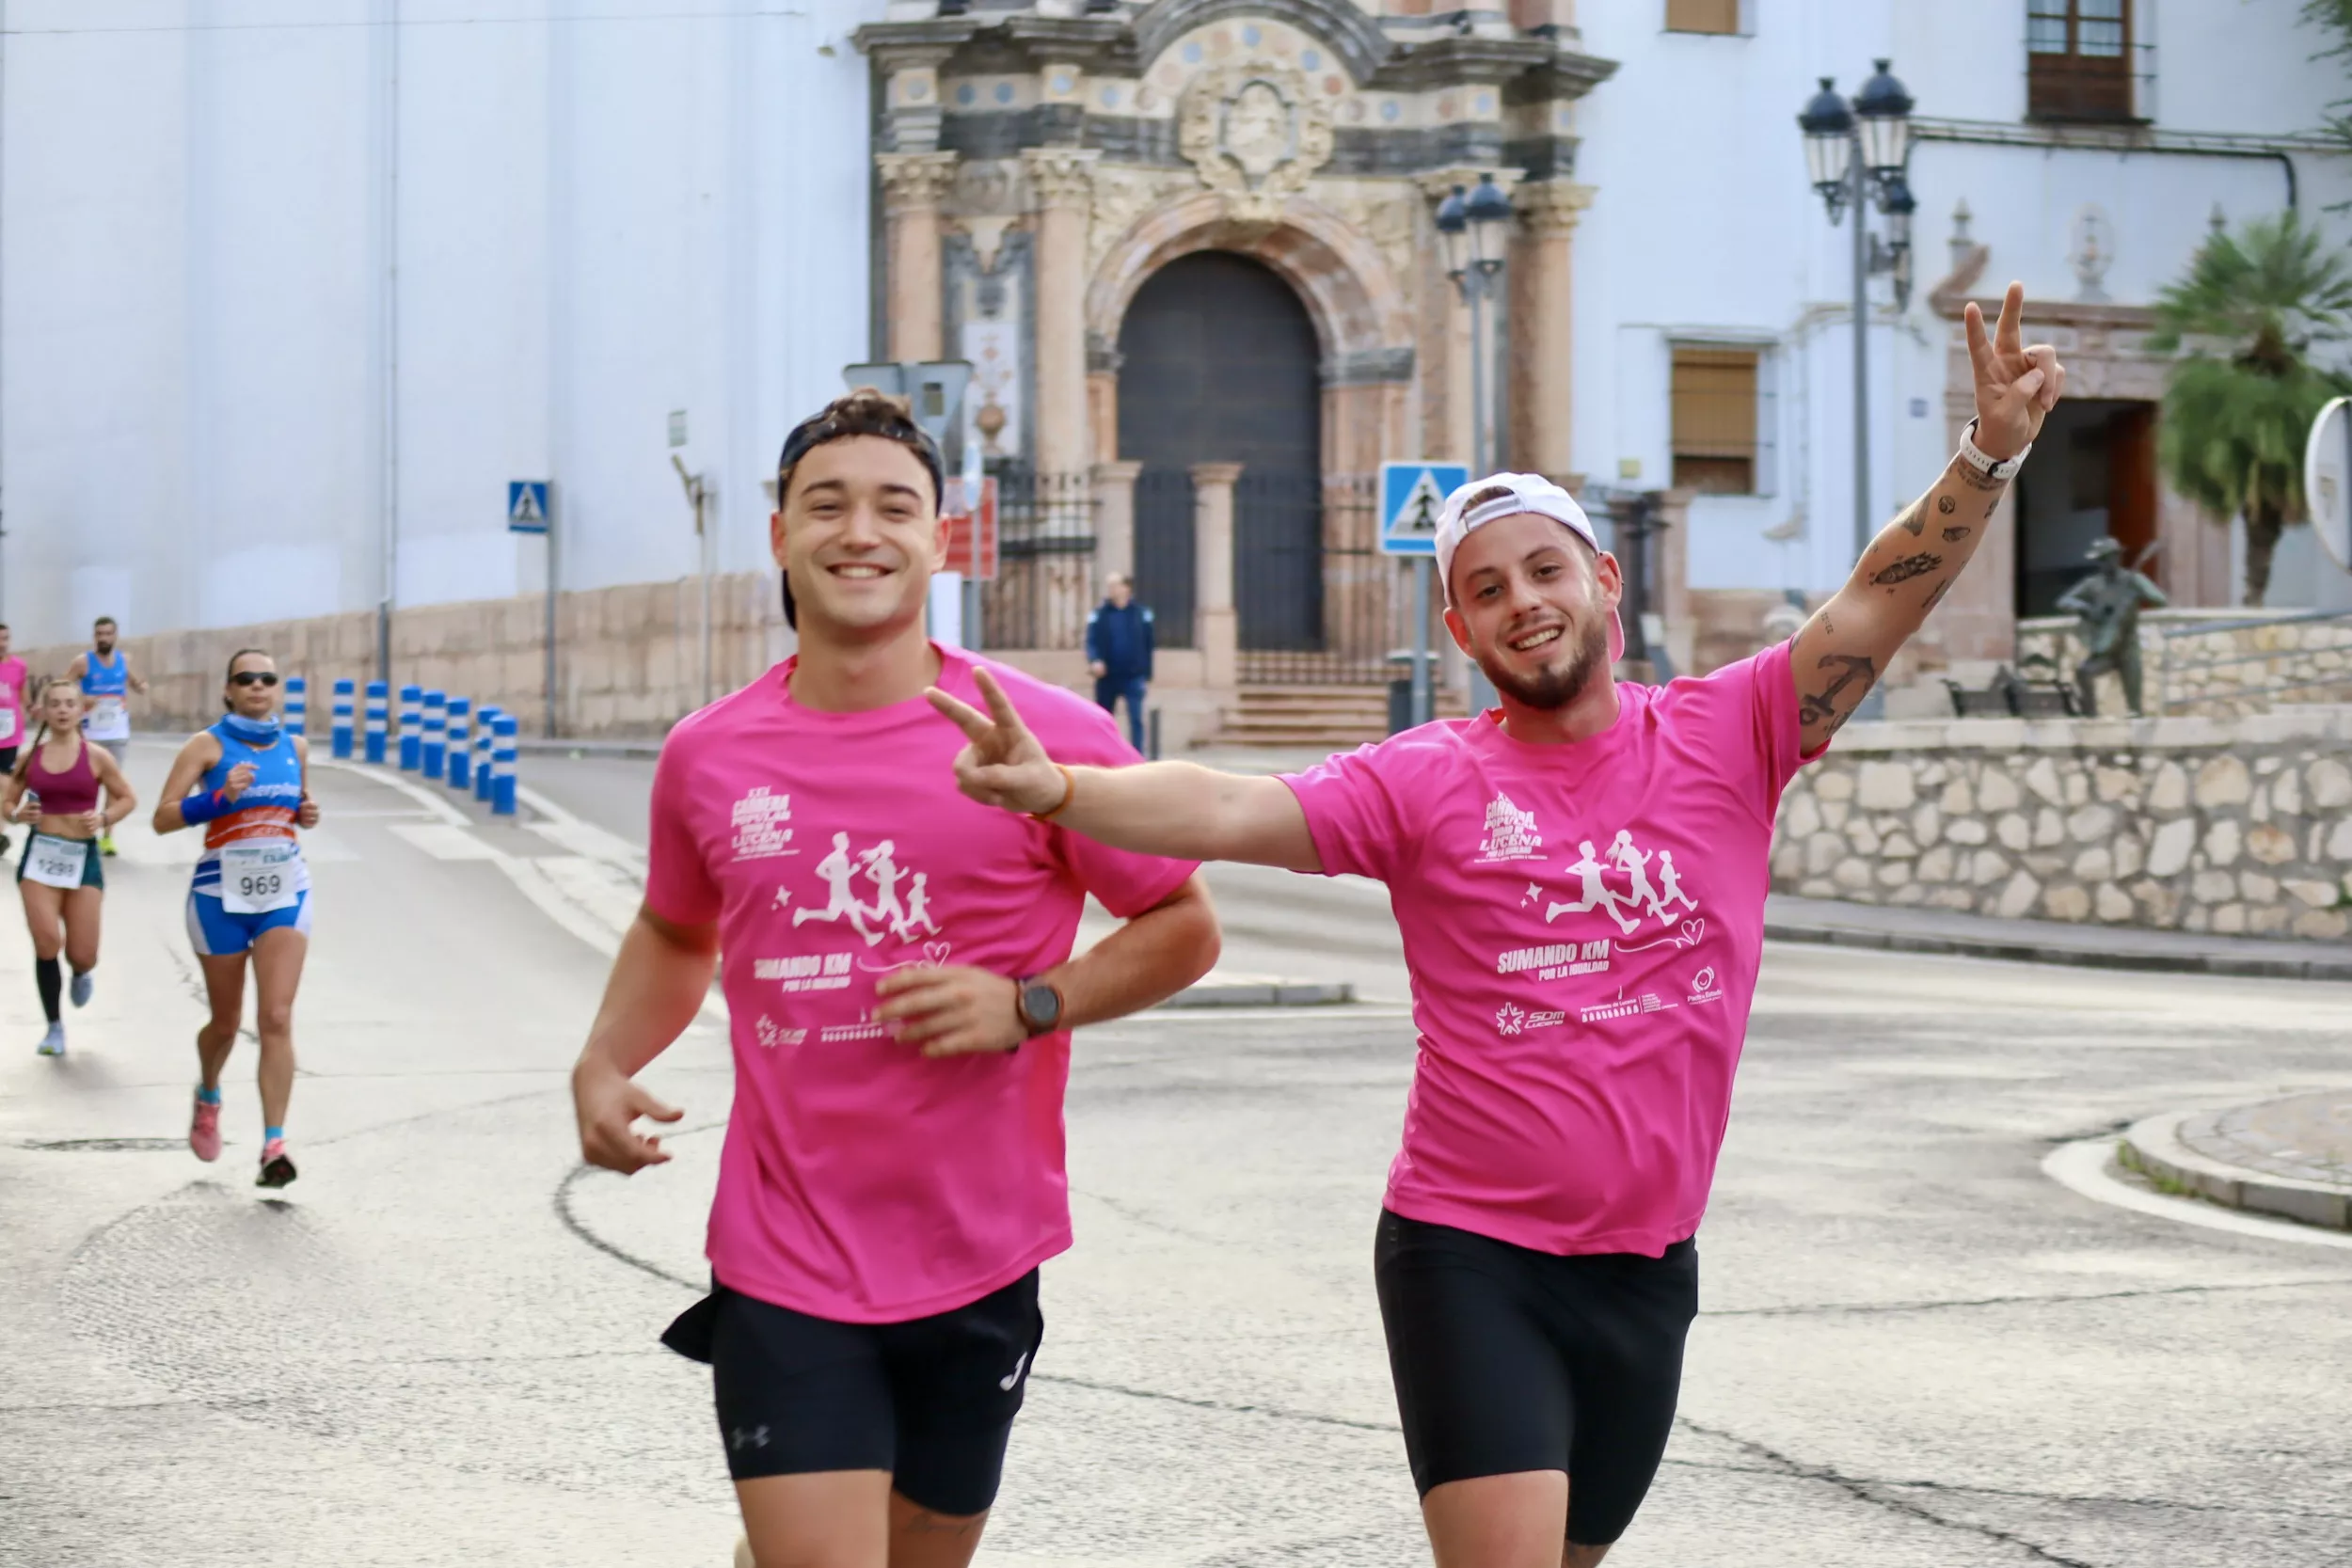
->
xmin=1022 ymin=982 xmax=1063 ymax=1033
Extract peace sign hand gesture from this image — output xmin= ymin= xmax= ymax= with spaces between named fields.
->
xmin=1967 ymin=280 xmax=2065 ymax=462
xmin=926 ymin=667 xmax=1068 ymax=816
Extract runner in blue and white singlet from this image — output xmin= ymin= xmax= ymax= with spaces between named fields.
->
xmin=152 ymin=648 xmax=321 ymax=1188
xmin=68 ymin=616 xmax=146 ymax=857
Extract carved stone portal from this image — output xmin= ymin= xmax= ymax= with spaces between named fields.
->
xmin=1178 ymin=61 xmax=1334 ymax=227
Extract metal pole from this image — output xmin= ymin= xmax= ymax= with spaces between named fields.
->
xmin=544 ymin=507 xmax=559 ymax=737
xmin=1851 ymin=148 xmax=1871 ymax=561
xmin=377 ymin=0 xmax=402 ymax=688
xmin=1467 ymin=267 xmax=1502 ymax=710
xmin=699 ymin=484 xmax=713 ymax=707
xmin=1410 ymin=556 xmax=1432 ymax=726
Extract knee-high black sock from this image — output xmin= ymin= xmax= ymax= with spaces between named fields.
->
xmin=35 ymin=957 xmax=61 ymax=1023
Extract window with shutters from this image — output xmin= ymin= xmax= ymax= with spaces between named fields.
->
xmin=1664 ymin=0 xmax=1741 ymax=34
xmin=2027 ymin=0 xmax=2135 ymax=122
xmin=1670 ymin=347 xmax=1759 ymax=496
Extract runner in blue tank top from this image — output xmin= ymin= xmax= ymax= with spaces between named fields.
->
xmin=152 ymin=648 xmax=321 ymax=1187
xmin=66 ymin=616 xmax=147 ymax=857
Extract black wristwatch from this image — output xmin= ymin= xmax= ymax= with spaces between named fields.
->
xmin=1013 ymin=976 xmax=1065 ymax=1039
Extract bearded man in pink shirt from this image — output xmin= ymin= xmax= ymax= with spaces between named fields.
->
xmin=930 ymin=286 xmax=2064 ymax=1564
xmin=570 ymin=389 xmax=1219 ymax=1568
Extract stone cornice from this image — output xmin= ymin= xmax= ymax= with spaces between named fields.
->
xmin=1928 ymin=242 xmax=2157 ymax=331
xmin=1367 ymin=36 xmax=1561 ymax=90
xmin=852 ymin=18 xmax=981 ymax=71
xmin=1001 ymin=15 xmax=1136 ymax=70
xmin=1134 ymin=0 xmax=1391 ymax=82
xmin=876 ymin=151 xmax=961 ymax=213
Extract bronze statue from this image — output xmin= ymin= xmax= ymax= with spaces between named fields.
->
xmin=2055 ymin=537 xmax=2167 ymax=716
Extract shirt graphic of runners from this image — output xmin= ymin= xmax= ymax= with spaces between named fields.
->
xmin=791 ymin=830 xmax=946 ymax=947
xmin=1546 ymin=829 xmax=1703 ymax=933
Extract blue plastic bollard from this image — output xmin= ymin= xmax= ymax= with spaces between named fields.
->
xmin=398 ymin=685 xmax=423 ymax=771
xmin=475 ymin=708 xmax=500 ymax=802
xmin=421 ymin=689 xmax=446 ymax=780
xmin=446 ymin=698 xmax=471 ymax=791
xmin=332 ymin=678 xmax=356 ymax=759
xmin=285 ymin=675 xmax=307 ymax=737
xmin=491 ymin=715 xmax=518 ymax=816
xmin=365 ymin=681 xmax=389 ymax=764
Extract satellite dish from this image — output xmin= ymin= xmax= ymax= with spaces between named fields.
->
xmin=2305 ymin=395 xmax=2352 ymax=573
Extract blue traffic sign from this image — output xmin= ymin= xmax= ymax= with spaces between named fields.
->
xmin=507 ymin=481 xmax=550 ymax=534
xmin=1378 ymin=462 xmax=1467 ymax=557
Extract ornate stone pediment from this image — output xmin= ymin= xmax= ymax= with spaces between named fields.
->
xmin=1178 ymin=60 xmax=1334 ymax=227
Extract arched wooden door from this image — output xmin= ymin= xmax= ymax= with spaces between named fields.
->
xmin=1117 ymin=251 xmax=1323 ymax=652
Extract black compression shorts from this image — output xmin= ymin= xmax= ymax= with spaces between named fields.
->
xmin=1374 ymin=1209 xmax=1698 ymax=1546
xmin=661 ymin=1272 xmax=1043 ymax=1517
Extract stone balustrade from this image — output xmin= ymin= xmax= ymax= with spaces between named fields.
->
xmin=1772 ymin=707 xmax=2352 ymax=943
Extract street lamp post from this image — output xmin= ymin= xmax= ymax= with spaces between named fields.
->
xmin=1799 ymin=59 xmax=1915 ymax=563
xmin=1436 ymin=173 xmax=1513 ymax=718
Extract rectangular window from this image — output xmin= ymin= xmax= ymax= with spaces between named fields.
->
xmin=2027 ymin=0 xmax=2135 ymax=122
xmin=1670 ymin=346 xmax=1759 ymax=496
xmin=1665 ymin=0 xmax=1740 ymax=35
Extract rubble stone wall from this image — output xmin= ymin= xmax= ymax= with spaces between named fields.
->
xmin=1773 ymin=708 xmax=2352 ymax=943
xmin=2016 ymin=610 xmax=2352 ymax=717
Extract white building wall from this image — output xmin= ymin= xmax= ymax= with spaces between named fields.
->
xmin=1 ymin=0 xmax=882 ymax=648
xmin=1569 ymin=0 xmax=2352 ymax=605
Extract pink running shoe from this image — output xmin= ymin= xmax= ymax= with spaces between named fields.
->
xmin=189 ymin=1094 xmax=223 ymax=1163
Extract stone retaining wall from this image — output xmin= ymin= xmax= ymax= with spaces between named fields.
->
xmin=1772 ymin=707 xmax=2352 ymax=942
xmin=25 ymin=573 xmax=792 ymax=740
xmin=2017 ymin=609 xmax=2352 ymax=717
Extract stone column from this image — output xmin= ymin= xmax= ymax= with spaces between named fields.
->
xmin=1023 ymin=148 xmax=1100 ymax=480
xmin=1092 ymin=459 xmax=1144 ymax=586
xmin=876 ymin=152 xmax=958 ymax=363
xmin=1191 ymin=462 xmax=1244 ymax=690
xmin=1509 ymin=182 xmax=1594 ymax=483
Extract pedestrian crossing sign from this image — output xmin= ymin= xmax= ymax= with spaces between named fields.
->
xmin=1379 ymin=462 xmax=1466 ymax=557
xmin=507 ymin=481 xmax=550 ymax=534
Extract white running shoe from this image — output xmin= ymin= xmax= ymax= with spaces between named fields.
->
xmin=69 ymin=970 xmax=93 ymax=1009
xmin=36 ymin=1022 xmax=65 ymax=1056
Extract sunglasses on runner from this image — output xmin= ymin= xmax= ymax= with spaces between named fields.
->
xmin=229 ymin=671 xmax=281 ymax=688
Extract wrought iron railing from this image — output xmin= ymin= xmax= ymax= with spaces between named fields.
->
xmin=1235 ymin=471 xmax=1409 ymax=687
xmin=978 ymin=465 xmax=1095 ymax=653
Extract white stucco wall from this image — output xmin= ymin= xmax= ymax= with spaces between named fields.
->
xmin=1568 ymin=0 xmax=2352 ymax=604
xmin=1 ymin=0 xmax=882 ymax=647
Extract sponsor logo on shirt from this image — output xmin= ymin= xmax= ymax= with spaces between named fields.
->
xmin=1687 ymin=966 xmax=1724 ymax=1006
xmin=1493 ymin=1003 xmax=1568 ymax=1037
xmin=1476 ymin=792 xmax=1545 ymax=863
xmin=818 ymin=1022 xmax=891 ymax=1044
xmin=730 ymin=787 xmax=797 ymax=861
xmin=754 ymin=1014 xmax=807 ymax=1049
xmin=1580 ymin=987 xmax=1677 ymax=1024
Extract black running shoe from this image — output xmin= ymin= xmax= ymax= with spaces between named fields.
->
xmin=257 ymin=1141 xmax=298 ymax=1189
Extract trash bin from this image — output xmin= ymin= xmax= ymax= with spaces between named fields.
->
xmin=1385 ymin=648 xmax=1440 ymax=734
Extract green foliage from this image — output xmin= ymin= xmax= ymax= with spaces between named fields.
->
xmin=2148 ymin=212 xmax=2352 ymax=602
xmin=2307 ymin=0 xmax=2352 ymax=157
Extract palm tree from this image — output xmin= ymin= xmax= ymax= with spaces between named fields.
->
xmin=2147 ymin=212 xmax=2352 ymax=605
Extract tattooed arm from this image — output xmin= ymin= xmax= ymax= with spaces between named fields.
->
xmin=1789 ymin=282 xmax=2066 ymax=753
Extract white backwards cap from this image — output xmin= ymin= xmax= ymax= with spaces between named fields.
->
xmin=1433 ymin=472 xmax=1623 ymax=662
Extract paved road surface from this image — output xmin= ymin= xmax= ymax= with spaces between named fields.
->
xmin=4 ymin=743 xmax=2349 ymax=1566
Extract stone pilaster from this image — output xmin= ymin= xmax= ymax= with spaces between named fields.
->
xmin=1509 ymin=181 xmax=1594 ymax=483
xmin=1024 ymin=148 xmax=1100 ymax=479
xmin=877 ymin=152 xmax=959 ymax=363
xmin=1191 ymin=461 xmax=1244 ymax=690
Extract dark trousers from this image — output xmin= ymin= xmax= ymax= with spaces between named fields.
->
xmin=1094 ymin=675 xmax=1148 ymax=752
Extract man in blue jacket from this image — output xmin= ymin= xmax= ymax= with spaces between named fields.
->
xmin=1085 ymin=574 xmax=1154 ymax=752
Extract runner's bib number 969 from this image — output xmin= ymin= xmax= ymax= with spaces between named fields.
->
xmin=219 ymin=841 xmax=301 ymax=913
xmin=24 ymin=833 xmax=89 ymax=890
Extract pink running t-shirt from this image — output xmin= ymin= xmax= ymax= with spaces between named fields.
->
xmin=0 ymin=656 xmax=26 ymax=748
xmin=645 ymin=649 xmax=1198 ymax=1323
xmin=1283 ymin=641 xmax=1819 ymax=1259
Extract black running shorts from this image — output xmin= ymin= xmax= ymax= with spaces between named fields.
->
xmin=661 ymin=1272 xmax=1043 ymax=1517
xmin=1374 ymin=1209 xmax=1698 ymax=1546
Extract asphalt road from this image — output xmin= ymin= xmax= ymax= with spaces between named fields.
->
xmin=4 ymin=742 xmax=2349 ymax=1567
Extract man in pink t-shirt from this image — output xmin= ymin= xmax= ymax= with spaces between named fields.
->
xmin=570 ymin=390 xmax=1218 ymax=1568
xmin=930 ymin=287 xmax=2064 ymax=1563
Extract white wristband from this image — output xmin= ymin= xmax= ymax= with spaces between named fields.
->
xmin=1960 ymin=418 xmax=2028 ymax=483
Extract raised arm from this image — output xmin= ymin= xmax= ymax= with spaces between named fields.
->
xmin=927 ymin=670 xmax=1323 ymax=872
xmin=1788 ymin=282 xmax=2065 ymax=752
